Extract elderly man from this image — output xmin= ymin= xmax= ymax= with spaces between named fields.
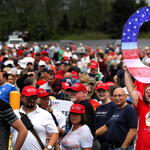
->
xmin=11 ymin=86 xmax=59 ymax=150
xmin=96 ymin=87 xmax=137 ymax=150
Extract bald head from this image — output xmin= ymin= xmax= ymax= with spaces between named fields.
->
xmin=113 ymin=87 xmax=127 ymax=109
xmin=64 ymin=72 xmax=72 ymax=79
xmin=113 ymin=87 xmax=126 ymax=95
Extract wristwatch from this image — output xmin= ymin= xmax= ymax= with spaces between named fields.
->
xmin=120 ymin=147 xmax=126 ymax=150
xmin=46 ymin=145 xmax=52 ymax=150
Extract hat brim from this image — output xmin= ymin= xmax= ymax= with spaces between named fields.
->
xmin=38 ymin=93 xmax=50 ymax=98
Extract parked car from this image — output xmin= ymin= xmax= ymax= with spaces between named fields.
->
xmin=5 ymin=31 xmax=31 ymax=41
xmin=5 ymin=38 xmax=25 ymax=49
xmin=18 ymin=31 xmax=31 ymax=41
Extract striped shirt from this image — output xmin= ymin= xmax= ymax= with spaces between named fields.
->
xmin=0 ymin=99 xmax=18 ymax=149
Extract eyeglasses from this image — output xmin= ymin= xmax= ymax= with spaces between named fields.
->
xmin=25 ymin=95 xmax=38 ymax=101
xmin=87 ymin=91 xmax=92 ymax=94
xmin=113 ymin=94 xmax=126 ymax=98
xmin=40 ymin=65 xmax=45 ymax=67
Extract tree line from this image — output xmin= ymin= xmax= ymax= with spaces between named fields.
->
xmin=0 ymin=0 xmax=149 ymax=40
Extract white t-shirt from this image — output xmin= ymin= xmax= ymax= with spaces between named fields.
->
xmin=62 ymin=51 xmax=72 ymax=58
xmin=11 ymin=105 xmax=58 ymax=150
xmin=61 ymin=124 xmax=93 ymax=150
xmin=53 ymin=109 xmax=66 ymax=130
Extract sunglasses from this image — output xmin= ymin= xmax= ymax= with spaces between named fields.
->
xmin=87 ymin=91 xmax=92 ymax=94
xmin=25 ymin=95 xmax=38 ymax=101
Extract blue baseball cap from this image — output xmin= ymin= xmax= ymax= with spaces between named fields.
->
xmin=126 ymin=96 xmax=132 ymax=104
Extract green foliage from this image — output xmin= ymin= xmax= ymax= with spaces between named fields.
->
xmin=0 ymin=0 xmax=149 ymax=40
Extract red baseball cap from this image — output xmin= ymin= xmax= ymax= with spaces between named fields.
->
xmin=70 ymin=104 xmax=86 ymax=114
xmin=62 ymin=82 xmax=70 ymax=90
xmin=17 ymin=50 xmax=23 ymax=56
xmin=42 ymin=57 xmax=51 ymax=61
xmin=40 ymin=51 xmax=48 ymax=55
xmin=63 ymin=56 xmax=69 ymax=61
xmin=90 ymin=61 xmax=98 ymax=69
xmin=36 ymin=88 xmax=50 ymax=98
xmin=22 ymin=86 xmax=37 ymax=96
xmin=70 ymin=83 xmax=87 ymax=92
xmin=106 ymin=81 xmax=115 ymax=87
xmin=55 ymin=74 xmax=63 ymax=80
xmin=96 ymin=83 xmax=109 ymax=91
xmin=71 ymin=71 xmax=78 ymax=79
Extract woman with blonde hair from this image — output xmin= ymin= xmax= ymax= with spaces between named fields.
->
xmin=79 ymin=73 xmax=89 ymax=84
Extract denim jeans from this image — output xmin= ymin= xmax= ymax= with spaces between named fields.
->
xmin=109 ymin=144 xmax=134 ymax=150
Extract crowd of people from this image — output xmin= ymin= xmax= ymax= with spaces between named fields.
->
xmin=0 ymin=41 xmax=150 ymax=150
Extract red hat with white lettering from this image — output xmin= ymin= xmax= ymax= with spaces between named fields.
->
xmin=36 ymin=88 xmax=50 ymax=97
xmin=90 ymin=61 xmax=98 ymax=69
xmin=62 ymin=82 xmax=70 ymax=90
xmin=70 ymin=104 xmax=86 ymax=114
xmin=106 ymin=81 xmax=115 ymax=87
xmin=70 ymin=83 xmax=87 ymax=92
xmin=96 ymin=83 xmax=109 ymax=91
xmin=22 ymin=86 xmax=37 ymax=96
xmin=71 ymin=71 xmax=78 ymax=79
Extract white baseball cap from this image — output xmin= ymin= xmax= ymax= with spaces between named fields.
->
xmin=18 ymin=59 xmax=26 ymax=69
xmin=15 ymin=69 xmax=22 ymax=75
xmin=38 ymin=60 xmax=45 ymax=66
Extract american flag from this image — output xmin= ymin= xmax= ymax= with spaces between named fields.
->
xmin=121 ymin=7 xmax=150 ymax=83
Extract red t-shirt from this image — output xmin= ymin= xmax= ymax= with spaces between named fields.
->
xmin=134 ymin=98 xmax=150 ymax=150
xmin=55 ymin=70 xmax=65 ymax=77
xmin=90 ymin=99 xmax=100 ymax=113
xmin=36 ymin=79 xmax=47 ymax=86
xmin=134 ymin=80 xmax=148 ymax=96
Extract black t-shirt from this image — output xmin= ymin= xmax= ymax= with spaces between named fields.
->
xmin=91 ymin=91 xmax=100 ymax=102
xmin=69 ymin=66 xmax=81 ymax=73
xmin=79 ymin=100 xmax=96 ymax=139
xmin=105 ymin=104 xmax=137 ymax=145
xmin=0 ymin=99 xmax=18 ymax=149
xmin=96 ymin=101 xmax=117 ymax=149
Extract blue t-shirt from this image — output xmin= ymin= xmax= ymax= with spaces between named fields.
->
xmin=50 ymin=91 xmax=66 ymax=100
xmin=105 ymin=104 xmax=137 ymax=145
xmin=0 ymin=83 xmax=17 ymax=104
xmin=96 ymin=101 xmax=117 ymax=150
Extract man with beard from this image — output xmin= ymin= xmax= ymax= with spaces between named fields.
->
xmin=11 ymin=86 xmax=59 ymax=150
